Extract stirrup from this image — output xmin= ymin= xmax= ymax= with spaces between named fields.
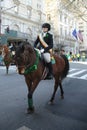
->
xmin=44 ymin=73 xmax=53 ymax=80
xmin=47 ymin=74 xmax=53 ymax=79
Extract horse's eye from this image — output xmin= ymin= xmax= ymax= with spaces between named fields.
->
xmin=17 ymin=57 xmax=22 ymax=62
xmin=25 ymin=54 xmax=28 ymax=57
xmin=17 ymin=57 xmax=20 ymax=60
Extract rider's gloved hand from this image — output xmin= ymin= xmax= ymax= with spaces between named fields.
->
xmin=40 ymin=49 xmax=44 ymax=53
xmin=34 ymin=48 xmax=41 ymax=54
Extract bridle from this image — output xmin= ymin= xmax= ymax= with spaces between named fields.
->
xmin=16 ymin=49 xmax=40 ymax=74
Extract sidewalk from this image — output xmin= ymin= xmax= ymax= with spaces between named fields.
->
xmin=70 ymin=60 xmax=87 ymax=65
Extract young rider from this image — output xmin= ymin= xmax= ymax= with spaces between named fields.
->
xmin=34 ymin=23 xmax=53 ymax=79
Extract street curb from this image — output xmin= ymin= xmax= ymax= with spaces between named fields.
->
xmin=70 ymin=61 xmax=87 ymax=65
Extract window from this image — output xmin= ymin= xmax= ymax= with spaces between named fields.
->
xmin=37 ymin=0 xmax=41 ymax=2
xmin=37 ymin=3 xmax=41 ymax=10
xmin=64 ymin=16 xmax=67 ymax=24
xmin=47 ymin=14 xmax=51 ymax=21
xmin=60 ymin=26 xmax=63 ymax=36
xmin=13 ymin=0 xmax=20 ymax=14
xmin=27 ymin=9 xmax=32 ymax=18
xmin=26 ymin=0 xmax=32 ymax=5
xmin=65 ymin=28 xmax=67 ymax=36
xmin=60 ymin=13 xmax=62 ymax=22
xmin=14 ymin=5 xmax=19 ymax=14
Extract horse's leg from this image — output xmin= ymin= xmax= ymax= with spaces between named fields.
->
xmin=6 ymin=66 xmax=9 ymax=74
xmin=49 ymin=77 xmax=59 ymax=104
xmin=27 ymin=90 xmax=34 ymax=114
xmin=26 ymin=78 xmax=40 ymax=114
xmin=59 ymin=81 xmax=64 ymax=99
xmin=25 ymin=78 xmax=33 ymax=113
xmin=27 ymin=80 xmax=40 ymax=114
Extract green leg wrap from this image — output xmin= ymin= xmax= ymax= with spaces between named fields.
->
xmin=28 ymin=98 xmax=33 ymax=108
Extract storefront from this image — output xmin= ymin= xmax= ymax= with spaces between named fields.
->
xmin=0 ymin=29 xmax=29 ymax=46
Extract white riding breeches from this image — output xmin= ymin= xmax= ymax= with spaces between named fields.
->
xmin=43 ymin=52 xmax=51 ymax=63
xmin=34 ymin=48 xmax=51 ymax=63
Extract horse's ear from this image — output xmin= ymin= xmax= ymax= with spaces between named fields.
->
xmin=20 ymin=43 xmax=25 ymax=53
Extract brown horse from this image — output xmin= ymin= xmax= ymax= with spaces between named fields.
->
xmin=2 ymin=45 xmax=15 ymax=74
xmin=15 ymin=42 xmax=69 ymax=114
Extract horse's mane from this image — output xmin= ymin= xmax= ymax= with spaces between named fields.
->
xmin=18 ymin=41 xmax=34 ymax=53
xmin=24 ymin=42 xmax=36 ymax=66
xmin=16 ymin=42 xmax=36 ymax=68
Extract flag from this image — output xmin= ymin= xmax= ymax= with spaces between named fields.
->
xmin=77 ymin=30 xmax=83 ymax=42
xmin=72 ymin=29 xmax=78 ymax=39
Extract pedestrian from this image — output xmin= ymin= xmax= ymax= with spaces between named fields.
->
xmin=77 ymin=53 xmax=80 ymax=61
xmin=34 ymin=23 xmax=53 ymax=79
xmin=60 ymin=49 xmax=65 ymax=55
xmin=9 ymin=42 xmax=16 ymax=57
xmin=0 ymin=51 xmax=3 ymax=65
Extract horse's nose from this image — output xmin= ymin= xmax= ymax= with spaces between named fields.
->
xmin=17 ymin=66 xmax=25 ymax=75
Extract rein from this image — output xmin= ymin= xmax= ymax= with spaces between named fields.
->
xmin=24 ymin=49 xmax=40 ymax=74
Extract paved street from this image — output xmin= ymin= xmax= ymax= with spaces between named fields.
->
xmin=0 ymin=62 xmax=87 ymax=130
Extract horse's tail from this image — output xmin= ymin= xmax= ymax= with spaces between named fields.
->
xmin=61 ymin=55 xmax=69 ymax=79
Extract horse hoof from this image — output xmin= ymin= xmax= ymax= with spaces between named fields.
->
xmin=27 ymin=107 xmax=35 ymax=114
xmin=48 ymin=101 xmax=54 ymax=105
xmin=61 ymin=95 xmax=64 ymax=99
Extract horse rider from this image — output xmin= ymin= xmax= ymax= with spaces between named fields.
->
xmin=9 ymin=42 xmax=16 ymax=57
xmin=34 ymin=23 xmax=53 ymax=79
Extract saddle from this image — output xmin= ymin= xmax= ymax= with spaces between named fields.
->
xmin=40 ymin=54 xmax=55 ymax=80
xmin=24 ymin=49 xmax=56 ymax=80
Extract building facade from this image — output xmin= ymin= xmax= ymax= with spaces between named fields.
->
xmin=71 ymin=0 xmax=87 ymax=52
xmin=45 ymin=0 xmax=87 ymax=54
xmin=0 ymin=0 xmax=46 ymax=45
xmin=0 ymin=0 xmax=86 ymax=54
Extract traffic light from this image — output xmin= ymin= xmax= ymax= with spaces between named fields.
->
xmin=7 ymin=26 xmax=9 ymax=33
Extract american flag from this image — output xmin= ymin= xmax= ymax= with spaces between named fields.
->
xmin=77 ymin=30 xmax=83 ymax=42
xmin=72 ymin=29 xmax=78 ymax=40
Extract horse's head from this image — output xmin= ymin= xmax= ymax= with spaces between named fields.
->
xmin=1 ymin=45 xmax=10 ymax=57
xmin=0 ymin=45 xmax=3 ymax=55
xmin=15 ymin=42 xmax=36 ymax=74
xmin=3 ymin=45 xmax=9 ymax=53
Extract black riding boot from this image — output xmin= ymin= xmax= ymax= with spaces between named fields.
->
xmin=47 ymin=62 xmax=53 ymax=79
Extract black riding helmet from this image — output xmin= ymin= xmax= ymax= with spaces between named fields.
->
xmin=42 ymin=23 xmax=51 ymax=31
